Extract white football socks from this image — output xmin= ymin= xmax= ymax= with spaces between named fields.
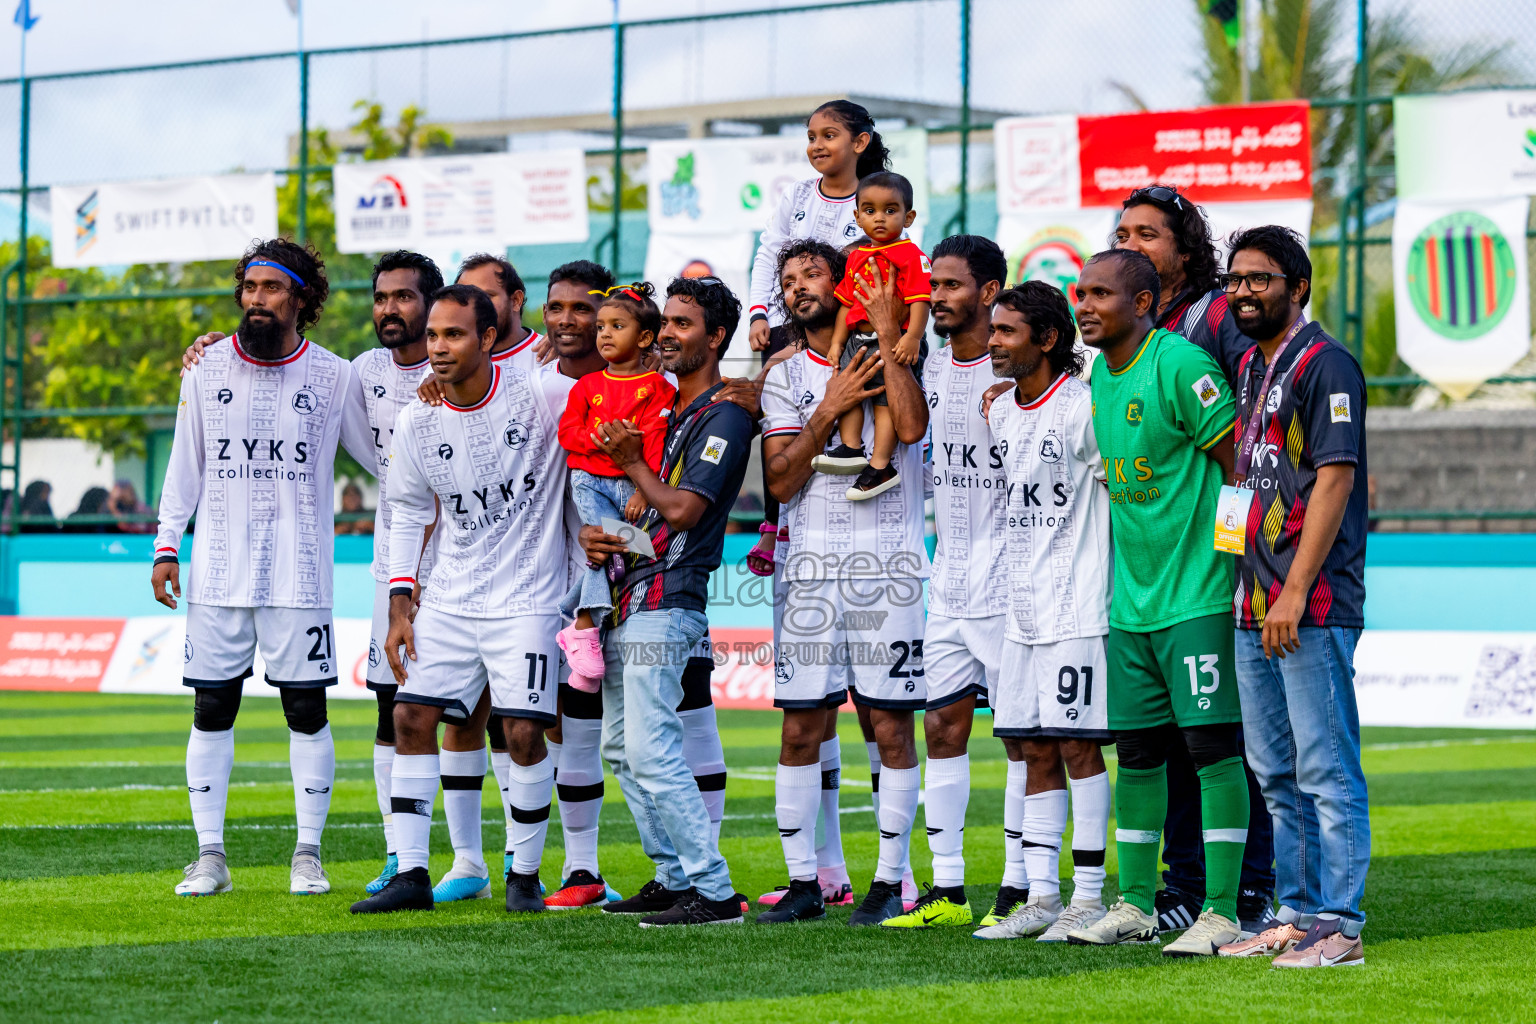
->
xmin=372 ymin=743 xmax=395 ymax=853
xmin=289 ymin=723 xmax=334 ymax=849
xmin=774 ymin=762 xmax=821 ymax=881
xmin=1068 ymin=770 xmax=1111 ymax=903
xmin=186 ymin=726 xmax=234 ymax=848
xmin=439 ymin=747 xmax=487 ymax=876
xmin=489 ymin=749 xmax=514 ymax=859
xmin=680 ymin=705 xmax=727 ymax=847
xmin=1002 ymin=759 xmax=1029 ymax=889
xmin=815 ymin=736 xmax=848 ymax=882
xmin=391 ymin=753 xmax=439 ymax=872
xmin=1021 ymin=788 xmax=1068 ymax=899
xmin=555 ymin=716 xmax=604 ymax=878
xmin=506 ymin=755 xmax=554 ymax=877
xmin=874 ymin=764 xmax=919 ymax=885
xmin=924 ymin=753 xmax=970 ymax=889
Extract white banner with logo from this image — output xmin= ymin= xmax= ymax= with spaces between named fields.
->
xmin=1392 ymin=195 xmax=1532 ymax=399
xmin=642 ymin=230 xmax=757 ymax=379
xmin=647 ymin=129 xmax=930 ymax=237
xmin=332 ymin=150 xmax=589 ymax=255
xmin=1354 ymin=630 xmax=1536 ymax=730
xmin=994 ymin=115 xmax=1082 ymax=214
xmin=49 ymin=173 xmax=277 ymax=268
xmin=1395 ymin=90 xmax=1536 ymax=201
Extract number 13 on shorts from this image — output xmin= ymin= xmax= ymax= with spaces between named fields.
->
xmin=1183 ymin=653 xmax=1220 ymax=694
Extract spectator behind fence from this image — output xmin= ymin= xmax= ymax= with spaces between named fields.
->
xmin=335 ymin=481 xmax=374 ymax=536
xmin=109 ymin=479 xmax=156 ymax=534
xmin=18 ymin=480 xmax=56 ymax=532
xmin=63 ymin=487 xmax=111 ymax=533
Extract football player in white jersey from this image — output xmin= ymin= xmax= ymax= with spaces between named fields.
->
xmin=154 ymin=240 xmax=374 ymax=898
xmin=880 ymin=236 xmax=1015 ymax=931
xmin=971 ymin=282 xmax=1114 ymax=942
xmin=457 ymin=252 xmax=551 ymax=373
xmin=760 ymin=245 xmax=931 ymax=926
xmin=351 ymin=285 xmax=574 ymax=915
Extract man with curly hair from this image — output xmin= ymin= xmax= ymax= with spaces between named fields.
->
xmin=1112 ymin=187 xmax=1277 ymax=939
xmin=153 ymin=238 xmax=374 ymax=899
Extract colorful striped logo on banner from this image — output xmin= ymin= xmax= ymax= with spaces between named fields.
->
xmin=1406 ymin=210 xmax=1517 ymax=341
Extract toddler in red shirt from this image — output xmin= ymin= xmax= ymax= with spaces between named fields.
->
xmin=817 ymin=170 xmax=930 ymax=501
xmin=555 ymin=282 xmax=675 ymax=689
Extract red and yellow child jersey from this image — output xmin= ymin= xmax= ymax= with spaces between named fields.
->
xmin=834 ymin=238 xmax=932 ymax=329
xmin=557 ymin=368 xmax=677 ymax=477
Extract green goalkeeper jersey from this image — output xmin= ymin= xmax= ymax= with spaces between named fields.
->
xmin=1089 ymin=328 xmax=1236 ymax=631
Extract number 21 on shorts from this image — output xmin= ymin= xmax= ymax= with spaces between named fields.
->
xmin=1184 ymin=654 xmax=1220 ymax=695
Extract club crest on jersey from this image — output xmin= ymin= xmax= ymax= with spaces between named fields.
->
xmin=292 ymin=388 xmax=318 ymax=414
xmin=775 ymin=653 xmax=793 ymax=685
xmin=504 ymin=420 xmax=528 ymax=449
xmin=216 ymin=388 xmax=233 ymax=405
xmin=1193 ymin=374 xmax=1221 ymax=408
xmin=1265 ymin=384 xmax=1284 ymax=413
xmin=1039 ymin=432 xmax=1063 ymax=464
xmin=438 ymin=443 xmax=454 ymax=461
xmin=183 ymin=637 xmax=193 ymax=663
xmin=372 ymin=385 xmax=387 ymax=399
xmin=368 ymin=640 xmax=381 ymax=668
xmin=1126 ymin=398 xmax=1144 ymax=425
xmin=842 ymin=223 xmax=857 ymax=237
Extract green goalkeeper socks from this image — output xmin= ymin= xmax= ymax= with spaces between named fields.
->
xmin=1113 ymin=764 xmax=1167 ymax=915
xmin=1197 ymin=755 xmax=1249 ymax=922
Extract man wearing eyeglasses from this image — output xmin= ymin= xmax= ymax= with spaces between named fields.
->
xmin=1213 ymin=227 xmax=1370 ymax=968
xmin=1114 ymin=185 xmax=1277 ymax=939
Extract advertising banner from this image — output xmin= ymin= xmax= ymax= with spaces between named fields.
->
xmin=995 ymin=207 xmax=1118 ymax=298
xmin=642 ymin=229 xmax=757 ymax=377
xmin=647 ymin=129 xmax=929 ymax=237
xmin=1077 ymin=101 xmax=1312 ymax=207
xmin=1392 ymin=195 xmax=1532 ymax=399
xmin=993 ymin=115 xmax=1082 ymax=214
xmin=1354 ymin=630 xmax=1536 ymax=730
xmin=332 ymin=150 xmax=589 ymax=255
xmin=1395 ymin=89 xmax=1536 ymax=201
xmin=49 ymin=173 xmax=277 ymax=269
xmin=0 ymin=618 xmax=122 ymax=691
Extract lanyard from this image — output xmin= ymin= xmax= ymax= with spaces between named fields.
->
xmin=1234 ymin=316 xmax=1306 ymax=483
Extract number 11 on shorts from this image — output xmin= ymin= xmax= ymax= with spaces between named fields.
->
xmin=1184 ymin=654 xmax=1220 ymax=695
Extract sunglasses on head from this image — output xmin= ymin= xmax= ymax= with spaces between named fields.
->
xmin=1127 ymin=185 xmax=1186 ymax=211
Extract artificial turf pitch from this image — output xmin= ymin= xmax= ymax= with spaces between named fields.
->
xmin=3 ymin=691 xmax=1534 ymax=1023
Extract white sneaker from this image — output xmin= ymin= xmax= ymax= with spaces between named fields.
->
xmin=1038 ymin=899 xmax=1106 ymax=943
xmin=972 ymin=893 xmax=1061 ymax=940
xmin=1065 ymin=898 xmax=1159 ymax=945
xmin=1163 ymin=909 xmax=1242 ymax=957
xmin=290 ymin=852 xmax=330 ymax=895
xmin=174 ymin=853 xmax=232 ymax=897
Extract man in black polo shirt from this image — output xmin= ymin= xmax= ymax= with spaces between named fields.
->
xmin=579 ymin=276 xmax=755 ymax=927
xmin=1113 ymin=184 xmax=1277 ymax=937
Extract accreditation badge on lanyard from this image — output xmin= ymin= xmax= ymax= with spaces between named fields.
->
xmin=1215 ymin=316 xmax=1307 ymax=555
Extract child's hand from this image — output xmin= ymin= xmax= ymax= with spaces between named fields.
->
xmin=624 ymin=492 xmax=649 ymax=523
xmin=894 ymin=335 xmax=920 ymax=365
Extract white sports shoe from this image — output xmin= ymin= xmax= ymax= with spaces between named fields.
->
xmin=972 ymin=893 xmax=1061 ymax=940
xmin=1163 ymin=909 xmax=1242 ymax=957
xmin=290 ymin=852 xmax=330 ymax=895
xmin=1038 ymin=899 xmax=1107 ymax=943
xmin=174 ymin=853 xmax=232 ymax=897
xmin=1065 ymin=898 xmax=1159 ymax=945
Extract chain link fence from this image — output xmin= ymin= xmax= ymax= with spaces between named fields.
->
xmin=0 ymin=0 xmax=1531 ymax=531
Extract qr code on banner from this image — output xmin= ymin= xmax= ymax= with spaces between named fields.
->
xmin=1464 ymin=645 xmax=1536 ymax=719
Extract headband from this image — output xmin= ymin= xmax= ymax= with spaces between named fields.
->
xmin=246 ymin=260 xmax=307 ymax=288
xmin=590 ymin=283 xmax=646 ymax=302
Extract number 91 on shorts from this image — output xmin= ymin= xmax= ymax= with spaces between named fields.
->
xmin=989 ymin=635 xmax=1112 ymax=741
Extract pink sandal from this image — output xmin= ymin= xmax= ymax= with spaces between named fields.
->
xmin=746 ymin=522 xmax=778 ymax=577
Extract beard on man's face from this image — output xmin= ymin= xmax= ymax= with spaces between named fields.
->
xmin=788 ymin=292 xmax=839 ymax=332
xmin=1233 ymin=292 xmax=1293 ymax=342
xmin=239 ymin=307 xmax=288 ymax=360
xmin=374 ymin=313 xmax=421 ymax=350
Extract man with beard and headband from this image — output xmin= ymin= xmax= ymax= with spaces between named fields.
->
xmin=1214 ymin=227 xmax=1370 ymax=968
xmin=759 ymin=252 xmax=930 ymax=927
xmin=1111 ymin=185 xmax=1277 ymax=939
xmin=155 ymin=239 xmax=373 ymax=898
xmin=971 ymin=283 xmax=1113 ymax=943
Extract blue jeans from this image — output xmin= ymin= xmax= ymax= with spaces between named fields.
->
xmin=600 ymin=607 xmax=733 ymax=901
xmin=562 ymin=469 xmax=636 ymax=623
xmin=1235 ymin=626 xmax=1370 ymax=930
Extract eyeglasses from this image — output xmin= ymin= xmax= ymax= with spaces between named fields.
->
xmin=1126 ymin=185 xmax=1186 ymax=211
xmin=1219 ymin=272 xmax=1288 ymax=294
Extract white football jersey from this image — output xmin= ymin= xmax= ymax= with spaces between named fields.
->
xmin=987 ymin=373 xmax=1111 ymax=644
xmin=156 ymin=335 xmax=371 ymax=610
xmin=350 ymin=347 xmax=434 ymax=583
xmin=924 ymin=347 xmax=1009 ymax=618
xmin=749 ymin=177 xmax=862 ymax=326
xmin=761 ymin=349 xmax=930 ymax=582
xmin=492 ymin=328 xmax=544 ymax=375
xmin=387 ymin=364 xmax=575 ymax=619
